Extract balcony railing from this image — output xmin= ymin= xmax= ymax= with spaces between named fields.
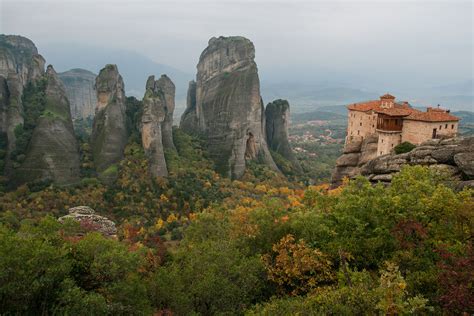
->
xmin=376 ymin=117 xmax=403 ymax=132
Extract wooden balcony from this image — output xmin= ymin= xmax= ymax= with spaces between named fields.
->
xmin=376 ymin=115 xmax=403 ymax=132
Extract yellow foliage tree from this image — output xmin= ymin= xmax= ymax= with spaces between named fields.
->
xmin=262 ymin=234 xmax=335 ymax=296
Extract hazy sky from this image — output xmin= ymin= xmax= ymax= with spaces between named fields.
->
xmin=1 ymin=0 xmax=473 ymax=90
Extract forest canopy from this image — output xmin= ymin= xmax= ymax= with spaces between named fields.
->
xmin=1 ymin=165 xmax=472 ymax=315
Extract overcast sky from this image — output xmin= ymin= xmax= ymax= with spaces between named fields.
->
xmin=1 ymin=0 xmax=473 ymax=90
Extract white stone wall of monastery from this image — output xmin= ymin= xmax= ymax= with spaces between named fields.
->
xmin=377 ymin=131 xmax=402 ymax=156
xmin=346 ymin=111 xmax=377 ymax=143
xmin=402 ymin=120 xmax=458 ymax=144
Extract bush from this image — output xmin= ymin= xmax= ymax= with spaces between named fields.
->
xmin=394 ymin=141 xmax=416 ymax=154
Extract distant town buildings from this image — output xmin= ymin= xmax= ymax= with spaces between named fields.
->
xmin=346 ymin=94 xmax=459 ymax=156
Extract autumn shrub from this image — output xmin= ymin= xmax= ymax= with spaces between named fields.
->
xmin=262 ymin=234 xmax=335 ymax=296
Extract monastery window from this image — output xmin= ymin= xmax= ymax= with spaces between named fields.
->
xmin=360 ymin=122 xmax=362 ymax=126
xmin=357 ymin=130 xmax=360 ymax=135
xmin=452 ymin=124 xmax=454 ymax=129
xmin=373 ymin=125 xmax=375 ymax=128
xmin=391 ymin=144 xmax=394 ymax=147
xmin=445 ymin=124 xmax=448 ymax=129
xmin=380 ymin=151 xmax=383 ymax=155
xmin=381 ymin=139 xmax=384 ymax=143
xmin=439 ymin=125 xmax=442 ymax=130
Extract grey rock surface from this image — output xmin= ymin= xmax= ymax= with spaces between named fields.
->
xmin=58 ymin=68 xmax=97 ymax=120
xmin=13 ymin=65 xmax=80 ymax=185
xmin=265 ymin=99 xmax=301 ymax=172
xmin=141 ymin=75 xmax=175 ymax=177
xmin=91 ymin=64 xmax=128 ymax=183
xmin=0 ymin=35 xmax=45 ymax=173
xmin=331 ymin=136 xmax=474 ymax=188
xmin=58 ymin=206 xmax=117 ymax=237
xmin=180 ymin=36 xmax=277 ymax=178
xmin=180 ymin=80 xmax=198 ymax=134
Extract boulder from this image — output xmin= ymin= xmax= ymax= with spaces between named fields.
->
xmin=454 ymin=152 xmax=474 ymax=179
xmin=335 ymin=153 xmax=361 ymax=167
xmin=180 ymin=36 xmax=277 ymax=178
xmin=58 ymin=206 xmax=117 ymax=237
xmin=371 ymin=174 xmax=393 ymax=182
xmin=431 ymin=145 xmax=457 ymax=164
xmin=343 ymin=139 xmax=363 ymax=154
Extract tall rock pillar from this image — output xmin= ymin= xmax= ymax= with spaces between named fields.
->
xmin=91 ymin=64 xmax=127 ymax=182
xmin=180 ymin=36 xmax=278 ymax=178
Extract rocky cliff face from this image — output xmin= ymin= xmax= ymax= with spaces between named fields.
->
xmin=91 ymin=64 xmax=127 ymax=182
xmin=0 ymin=35 xmax=45 ymax=167
xmin=180 ymin=80 xmax=198 ymax=134
xmin=153 ymin=75 xmax=176 ymax=151
xmin=13 ymin=65 xmax=80 ymax=185
xmin=331 ymin=136 xmax=474 ymax=189
xmin=180 ymin=36 xmax=277 ymax=178
xmin=331 ymin=135 xmax=378 ymax=188
xmin=141 ymin=75 xmax=177 ymax=178
xmin=265 ymin=99 xmax=301 ymax=172
xmin=58 ymin=68 xmax=97 ymax=120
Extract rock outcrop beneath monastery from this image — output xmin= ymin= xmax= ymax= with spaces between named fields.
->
xmin=331 ymin=136 xmax=474 ymax=189
xmin=13 ymin=65 xmax=80 ymax=185
xmin=58 ymin=206 xmax=117 ymax=238
xmin=0 ymin=35 xmax=45 ymax=170
xmin=141 ymin=75 xmax=176 ymax=178
xmin=58 ymin=68 xmax=97 ymax=120
xmin=331 ymin=134 xmax=378 ymax=188
xmin=91 ymin=65 xmax=127 ymax=182
xmin=180 ymin=36 xmax=277 ymax=178
xmin=265 ymin=99 xmax=301 ymax=172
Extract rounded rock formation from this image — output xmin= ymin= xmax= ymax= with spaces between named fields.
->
xmin=58 ymin=206 xmax=117 ymax=237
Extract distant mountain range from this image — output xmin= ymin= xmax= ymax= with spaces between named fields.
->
xmin=261 ymin=79 xmax=473 ymax=113
xmin=40 ymin=43 xmax=193 ymax=107
xmin=40 ymin=44 xmax=472 ymax=116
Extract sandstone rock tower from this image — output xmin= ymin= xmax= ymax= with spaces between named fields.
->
xmin=13 ymin=65 xmax=81 ymax=185
xmin=58 ymin=68 xmax=97 ymax=121
xmin=180 ymin=36 xmax=277 ymax=178
xmin=91 ymin=64 xmax=127 ymax=182
xmin=141 ymin=75 xmax=177 ymax=178
xmin=265 ymin=99 xmax=302 ymax=172
xmin=0 ymin=35 xmax=45 ymax=173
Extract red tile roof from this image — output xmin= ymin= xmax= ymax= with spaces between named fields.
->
xmin=347 ymin=100 xmax=381 ymax=112
xmin=405 ymin=111 xmax=460 ymax=122
xmin=348 ymin=100 xmax=418 ymax=116
xmin=347 ymin=98 xmax=460 ymax=122
xmin=377 ymin=107 xmax=419 ymax=116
